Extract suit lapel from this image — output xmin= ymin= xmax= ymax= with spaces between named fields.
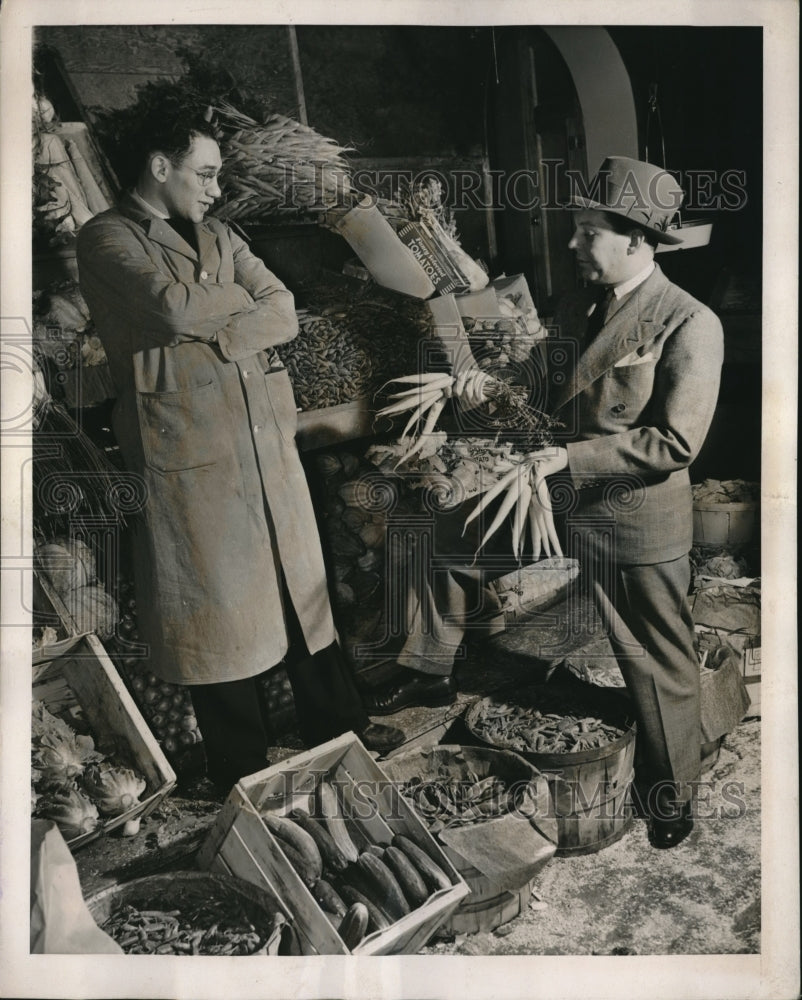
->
xmin=552 ymin=266 xmax=669 ymax=412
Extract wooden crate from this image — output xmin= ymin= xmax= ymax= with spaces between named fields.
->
xmin=32 ymin=632 xmax=177 ymax=850
xmin=32 ymin=569 xmax=88 ymax=665
xmin=196 ymin=732 xmax=469 ymax=955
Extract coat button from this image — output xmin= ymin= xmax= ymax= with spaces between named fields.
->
xmin=611 ymin=403 xmax=626 ymax=414
xmin=242 ymin=369 xmax=250 ymax=378
xmin=200 ymin=270 xmax=209 ymax=280
xmin=253 ymin=424 xmax=260 ymax=433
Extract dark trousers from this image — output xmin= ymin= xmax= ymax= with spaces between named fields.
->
xmin=588 ymin=554 xmax=701 ymax=800
xmin=191 ymin=591 xmax=369 ymax=785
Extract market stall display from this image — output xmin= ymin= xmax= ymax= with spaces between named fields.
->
xmin=465 ymin=679 xmax=637 ymax=856
xmin=382 ymin=746 xmax=557 ymax=935
xmin=87 ymin=871 xmax=296 ymax=955
xmin=31 ymin=634 xmax=176 ymax=850
xmin=196 ymin=733 xmax=469 ymax=954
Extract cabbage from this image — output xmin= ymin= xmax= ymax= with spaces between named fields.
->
xmin=64 ymin=584 xmax=119 ymax=638
xmin=34 ymin=727 xmax=105 ymax=784
xmin=36 ymin=536 xmax=97 ymax=596
xmin=38 ymin=786 xmax=99 ymax=839
xmin=83 ymin=765 xmax=147 ymax=816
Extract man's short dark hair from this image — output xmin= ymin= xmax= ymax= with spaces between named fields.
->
xmin=113 ymin=108 xmax=219 ymax=189
xmin=603 ymin=210 xmax=661 ymax=250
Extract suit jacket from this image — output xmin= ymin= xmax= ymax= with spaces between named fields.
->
xmin=76 ymin=194 xmax=336 ymax=684
xmin=547 ymin=264 xmax=724 ymax=564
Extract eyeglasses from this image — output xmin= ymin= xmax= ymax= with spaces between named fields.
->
xmin=174 ymin=163 xmax=222 ymax=188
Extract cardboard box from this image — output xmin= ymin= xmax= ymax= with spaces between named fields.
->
xmin=692 ymin=583 xmax=761 ymax=717
xmin=196 ymin=732 xmax=470 ymax=955
xmin=32 ymin=633 xmax=177 ymax=850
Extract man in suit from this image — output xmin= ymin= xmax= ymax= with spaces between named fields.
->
xmin=530 ymin=156 xmax=724 ymax=848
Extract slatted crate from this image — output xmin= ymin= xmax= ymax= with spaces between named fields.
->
xmin=32 ymin=632 xmax=177 ymax=850
xmin=196 ymin=732 xmax=469 ymax=955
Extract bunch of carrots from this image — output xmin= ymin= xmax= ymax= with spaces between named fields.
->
xmin=375 ymin=372 xmax=563 ymax=561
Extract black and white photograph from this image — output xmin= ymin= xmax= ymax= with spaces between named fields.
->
xmin=1 ymin=2 xmax=798 ymax=998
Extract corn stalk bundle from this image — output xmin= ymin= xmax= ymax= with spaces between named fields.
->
xmin=210 ymin=101 xmax=355 ymax=220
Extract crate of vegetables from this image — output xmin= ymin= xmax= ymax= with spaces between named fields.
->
xmin=31 ymin=632 xmax=176 ymax=850
xmin=196 ymin=732 xmax=469 ymax=955
xmin=382 ymin=746 xmax=557 ymax=936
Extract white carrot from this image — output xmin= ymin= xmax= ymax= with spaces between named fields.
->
xmin=462 ymin=464 xmax=524 ymax=533
xmin=535 ymin=476 xmax=563 ymax=556
xmin=475 ymin=478 xmax=521 ymax=556
xmin=377 ymin=373 xmax=453 ymax=394
xmin=375 ymin=388 xmax=442 ymax=418
xmin=393 ymin=397 xmax=447 ymax=469
xmin=400 ymin=396 xmax=439 ymax=439
xmin=512 ymin=482 xmax=532 ymax=559
xmin=528 ymin=501 xmax=542 ymax=559
xmin=385 ymin=385 xmax=444 ymax=402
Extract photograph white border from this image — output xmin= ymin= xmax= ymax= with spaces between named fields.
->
xmin=1 ymin=2 xmax=798 ymax=998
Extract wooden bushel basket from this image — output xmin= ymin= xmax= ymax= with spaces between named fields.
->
xmin=464 ymin=679 xmax=637 ymax=857
xmin=86 ymin=871 xmax=298 ymax=955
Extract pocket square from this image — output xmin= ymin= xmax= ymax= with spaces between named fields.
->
xmin=614 ymin=350 xmax=656 ymax=368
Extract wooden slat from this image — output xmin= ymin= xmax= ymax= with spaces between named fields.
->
xmin=199 ymin=732 xmax=470 ymax=955
xmin=34 ymin=633 xmax=175 ymax=850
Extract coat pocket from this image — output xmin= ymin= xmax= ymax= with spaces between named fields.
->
xmin=264 ymin=369 xmax=299 ymax=444
xmin=138 ymin=380 xmax=224 ymax=472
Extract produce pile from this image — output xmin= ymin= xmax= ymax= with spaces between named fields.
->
xmin=468 ymin=693 xmax=627 ymax=755
xmin=32 ymin=280 xmax=107 ymax=369
xmin=109 ymin=578 xmax=203 ymax=762
xmin=277 ymin=277 xmax=425 ymax=411
xmin=365 ymin=435 xmax=522 ymax=511
xmin=313 ymin=449 xmax=394 ymax=619
xmin=31 ymin=700 xmax=147 ymax=841
xmin=400 ymin=772 xmax=533 ymax=834
xmin=692 ymin=479 xmax=760 ymax=505
xmin=100 ymin=897 xmax=286 ymax=956
xmin=35 ymin=536 xmax=119 ymax=640
xmin=33 ymin=93 xmax=111 ymax=244
xmin=259 ymin=777 xmax=454 ymax=948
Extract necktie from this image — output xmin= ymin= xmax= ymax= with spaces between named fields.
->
xmin=585 ymin=285 xmax=615 ymax=340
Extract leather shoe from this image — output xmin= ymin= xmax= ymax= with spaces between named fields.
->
xmin=363 ymin=670 xmax=457 ymax=716
xmin=648 ymin=799 xmax=694 ymax=850
xmin=356 ymin=722 xmax=405 ymax=754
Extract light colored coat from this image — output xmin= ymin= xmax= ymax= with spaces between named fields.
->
xmin=77 ymin=194 xmax=336 ymax=684
xmin=549 ymin=264 xmax=724 ymax=564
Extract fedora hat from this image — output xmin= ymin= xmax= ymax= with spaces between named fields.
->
xmin=569 ymin=156 xmax=685 ymax=245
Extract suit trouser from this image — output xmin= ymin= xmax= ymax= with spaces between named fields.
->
xmin=388 ymin=506 xmax=508 ymax=676
xmin=587 ymin=554 xmax=701 ymax=799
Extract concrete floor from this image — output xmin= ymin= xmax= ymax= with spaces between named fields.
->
xmin=75 ymin=599 xmax=761 ymax=957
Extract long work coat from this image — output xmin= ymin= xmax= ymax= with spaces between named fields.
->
xmin=76 ymin=194 xmax=336 ymax=685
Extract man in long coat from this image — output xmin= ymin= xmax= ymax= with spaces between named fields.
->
xmin=77 ymin=112 xmax=402 ymax=787
xmin=531 ymin=157 xmax=724 ymax=848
